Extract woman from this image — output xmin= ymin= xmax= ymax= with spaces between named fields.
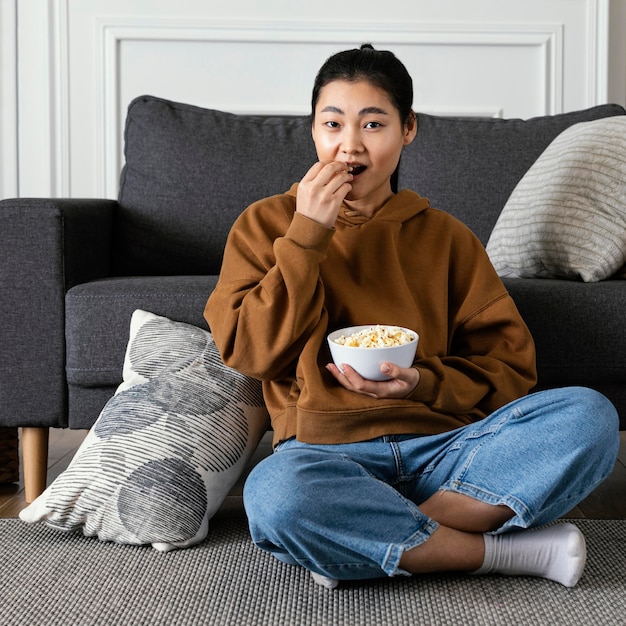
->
xmin=204 ymin=45 xmax=619 ymax=588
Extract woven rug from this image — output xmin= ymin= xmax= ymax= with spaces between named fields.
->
xmin=1 ymin=518 xmax=624 ymax=626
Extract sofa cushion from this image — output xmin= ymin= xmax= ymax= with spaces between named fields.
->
xmin=398 ymin=104 xmax=626 ymax=245
xmin=487 ymin=116 xmax=626 ymax=282
xmin=116 ymin=96 xmax=316 ymax=276
xmin=65 ymin=276 xmax=218 ymax=388
xmin=22 ymin=310 xmax=269 ymax=551
xmin=504 ymin=278 xmax=626 ymax=384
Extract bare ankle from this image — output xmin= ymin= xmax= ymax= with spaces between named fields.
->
xmin=399 ymin=525 xmax=484 ymax=574
xmin=419 ymin=491 xmax=514 ymax=532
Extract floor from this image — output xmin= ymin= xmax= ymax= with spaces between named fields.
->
xmin=1 ymin=429 xmax=625 ymax=520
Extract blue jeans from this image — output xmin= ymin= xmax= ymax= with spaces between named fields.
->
xmin=243 ymin=387 xmax=619 ymax=580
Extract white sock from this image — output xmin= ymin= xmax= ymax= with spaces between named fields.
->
xmin=473 ymin=523 xmax=587 ymax=587
xmin=311 ymin=571 xmax=339 ymax=589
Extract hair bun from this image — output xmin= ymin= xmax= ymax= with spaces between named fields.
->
xmin=360 ymin=43 xmax=375 ymax=50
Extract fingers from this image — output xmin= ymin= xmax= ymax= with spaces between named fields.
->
xmin=379 ymin=363 xmax=420 ymax=393
xmin=326 ymin=362 xmax=420 ymax=399
xmin=326 ymin=363 xmax=378 ymax=398
xmin=303 ymin=161 xmax=353 ymax=200
xmin=297 ymin=161 xmax=353 ymax=228
xmin=302 ymin=160 xmax=352 ymax=185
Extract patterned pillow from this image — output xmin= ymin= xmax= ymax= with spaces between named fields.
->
xmin=486 ymin=116 xmax=626 ymax=282
xmin=20 ymin=310 xmax=269 ymax=551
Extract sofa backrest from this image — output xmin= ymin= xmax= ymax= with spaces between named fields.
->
xmin=116 ymin=95 xmax=626 ymax=275
xmin=116 ymin=96 xmax=316 ymax=276
xmin=398 ymin=104 xmax=626 ymax=245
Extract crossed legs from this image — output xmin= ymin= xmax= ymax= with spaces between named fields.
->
xmin=245 ymin=387 xmax=619 ymax=588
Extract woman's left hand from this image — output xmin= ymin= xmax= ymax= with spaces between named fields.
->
xmin=326 ymin=362 xmax=420 ymax=399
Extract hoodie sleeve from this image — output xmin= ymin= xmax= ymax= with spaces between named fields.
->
xmin=204 ymin=192 xmax=334 ymax=381
xmin=408 ymin=292 xmax=537 ymax=419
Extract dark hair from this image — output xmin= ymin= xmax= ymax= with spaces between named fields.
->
xmin=311 ymin=44 xmax=414 ymax=125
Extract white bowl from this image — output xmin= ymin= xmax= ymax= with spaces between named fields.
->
xmin=327 ymin=325 xmax=418 ymax=381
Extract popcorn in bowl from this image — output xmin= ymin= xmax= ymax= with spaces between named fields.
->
xmin=333 ymin=325 xmax=416 ymax=348
xmin=327 ymin=325 xmax=419 ymax=381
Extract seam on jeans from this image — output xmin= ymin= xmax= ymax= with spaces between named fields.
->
xmin=441 ymin=479 xmax=534 ymax=528
xmin=389 ymin=440 xmax=405 ymax=480
xmin=382 ymin=518 xmax=440 ymax=577
xmin=451 ymin=413 xmax=511 ymax=483
xmin=463 ymin=411 xmax=509 ymax=439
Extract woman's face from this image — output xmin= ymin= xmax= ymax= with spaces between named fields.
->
xmin=312 ymin=79 xmax=416 ymax=215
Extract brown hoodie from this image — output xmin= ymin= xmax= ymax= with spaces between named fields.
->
xmin=205 ymin=184 xmax=537 ymax=446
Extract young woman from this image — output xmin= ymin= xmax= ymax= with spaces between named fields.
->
xmin=204 ymin=45 xmax=619 ymax=589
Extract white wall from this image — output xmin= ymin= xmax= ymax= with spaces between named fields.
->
xmin=0 ymin=0 xmax=17 ymax=199
xmin=4 ymin=0 xmax=626 ymax=200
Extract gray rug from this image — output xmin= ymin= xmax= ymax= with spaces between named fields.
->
xmin=1 ymin=518 xmax=624 ymax=625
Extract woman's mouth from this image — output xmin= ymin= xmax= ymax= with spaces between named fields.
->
xmin=347 ymin=164 xmax=367 ymax=177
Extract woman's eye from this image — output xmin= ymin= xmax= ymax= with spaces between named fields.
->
xmin=365 ymin=121 xmax=382 ymax=129
xmin=324 ymin=121 xmax=340 ymax=129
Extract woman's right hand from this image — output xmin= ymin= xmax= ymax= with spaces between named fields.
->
xmin=296 ymin=161 xmax=353 ymax=228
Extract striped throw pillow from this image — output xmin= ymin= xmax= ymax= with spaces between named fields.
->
xmin=486 ymin=116 xmax=626 ymax=282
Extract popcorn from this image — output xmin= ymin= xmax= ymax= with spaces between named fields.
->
xmin=332 ymin=325 xmax=415 ymax=348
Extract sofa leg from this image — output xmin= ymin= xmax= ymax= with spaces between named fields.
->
xmin=22 ymin=427 xmax=49 ymax=503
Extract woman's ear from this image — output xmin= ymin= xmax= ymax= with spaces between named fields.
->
xmin=403 ymin=111 xmax=418 ymax=146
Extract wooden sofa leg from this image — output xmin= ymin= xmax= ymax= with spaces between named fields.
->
xmin=22 ymin=427 xmax=49 ymax=503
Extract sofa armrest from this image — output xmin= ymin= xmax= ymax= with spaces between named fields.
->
xmin=0 ymin=198 xmax=117 ymax=428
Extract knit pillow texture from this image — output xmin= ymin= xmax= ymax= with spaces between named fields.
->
xmin=20 ymin=309 xmax=269 ymax=551
xmin=486 ymin=116 xmax=626 ymax=282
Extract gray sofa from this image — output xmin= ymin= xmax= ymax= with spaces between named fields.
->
xmin=2 ymin=95 xmax=625 ymax=501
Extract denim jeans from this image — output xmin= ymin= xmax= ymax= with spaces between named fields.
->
xmin=243 ymin=387 xmax=619 ymax=580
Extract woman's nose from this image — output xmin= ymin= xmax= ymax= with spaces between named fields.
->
xmin=340 ymin=128 xmax=363 ymax=154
